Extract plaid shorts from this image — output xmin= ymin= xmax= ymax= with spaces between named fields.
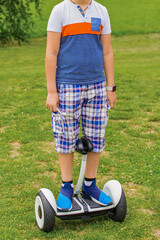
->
xmin=51 ymin=81 xmax=108 ymax=153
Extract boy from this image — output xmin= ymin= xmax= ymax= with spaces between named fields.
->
xmin=46 ymin=0 xmax=116 ymax=211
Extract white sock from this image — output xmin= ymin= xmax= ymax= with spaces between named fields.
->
xmin=62 ymin=183 xmax=74 ymax=188
xmin=84 ymin=180 xmax=92 ymax=186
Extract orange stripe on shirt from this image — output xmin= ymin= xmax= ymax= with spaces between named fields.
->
xmin=62 ymin=22 xmax=103 ymax=37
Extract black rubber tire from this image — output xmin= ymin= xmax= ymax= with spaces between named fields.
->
xmin=36 ymin=191 xmax=56 ymax=232
xmin=108 ymin=188 xmax=127 ymax=222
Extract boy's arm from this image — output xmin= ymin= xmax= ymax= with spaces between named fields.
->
xmin=45 ymin=31 xmax=61 ymax=112
xmin=100 ymin=34 xmax=116 ymax=109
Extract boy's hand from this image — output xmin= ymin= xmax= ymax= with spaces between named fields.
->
xmin=46 ymin=93 xmax=59 ymax=112
xmin=107 ymin=91 xmax=116 ymax=109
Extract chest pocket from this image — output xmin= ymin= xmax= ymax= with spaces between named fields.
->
xmin=91 ymin=17 xmax=101 ymax=32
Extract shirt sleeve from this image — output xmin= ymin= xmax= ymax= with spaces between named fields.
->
xmin=47 ymin=6 xmax=62 ymax=32
xmin=101 ymin=8 xmax=111 ymax=35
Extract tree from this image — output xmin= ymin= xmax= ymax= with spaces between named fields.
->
xmin=0 ymin=0 xmax=41 ymax=45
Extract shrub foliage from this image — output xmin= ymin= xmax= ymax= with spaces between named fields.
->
xmin=0 ymin=0 xmax=41 ymax=45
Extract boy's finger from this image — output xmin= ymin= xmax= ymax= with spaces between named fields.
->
xmin=46 ymin=104 xmax=50 ymax=109
xmin=110 ymin=101 xmax=114 ymax=109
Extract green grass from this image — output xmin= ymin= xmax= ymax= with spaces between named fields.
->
xmin=0 ymin=33 xmax=160 ymax=239
xmin=30 ymin=0 xmax=160 ymax=38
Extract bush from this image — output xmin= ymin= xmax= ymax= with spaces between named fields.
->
xmin=0 ymin=0 xmax=41 ymax=45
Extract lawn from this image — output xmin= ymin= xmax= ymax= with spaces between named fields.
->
xmin=0 ymin=0 xmax=160 ymax=239
xmin=0 ymin=32 xmax=160 ymax=239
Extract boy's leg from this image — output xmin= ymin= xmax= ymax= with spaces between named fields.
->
xmin=52 ymin=84 xmax=82 ymax=210
xmin=59 ymin=152 xmax=74 ymax=182
xmin=81 ymin=81 xmax=112 ymax=206
xmin=82 ymin=151 xmax=112 ymax=206
xmin=83 ymin=152 xmax=112 ymax=206
xmin=57 ymin=153 xmax=74 ymax=211
xmin=85 ymin=152 xmax=101 ymax=178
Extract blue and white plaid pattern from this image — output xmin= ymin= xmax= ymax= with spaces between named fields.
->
xmin=52 ymin=81 xmax=108 ymax=153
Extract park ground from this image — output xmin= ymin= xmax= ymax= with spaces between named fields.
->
xmin=0 ymin=0 xmax=160 ymax=239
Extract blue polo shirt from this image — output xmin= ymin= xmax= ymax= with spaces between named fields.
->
xmin=47 ymin=0 xmax=111 ymax=85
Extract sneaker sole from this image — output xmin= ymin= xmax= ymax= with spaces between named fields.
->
xmin=81 ymin=189 xmax=113 ymax=206
xmin=90 ymin=196 xmax=113 ymax=206
xmin=57 ymin=205 xmax=72 ymax=212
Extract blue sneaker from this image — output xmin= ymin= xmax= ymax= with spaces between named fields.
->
xmin=82 ymin=179 xmax=112 ymax=206
xmin=57 ymin=182 xmax=73 ymax=211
